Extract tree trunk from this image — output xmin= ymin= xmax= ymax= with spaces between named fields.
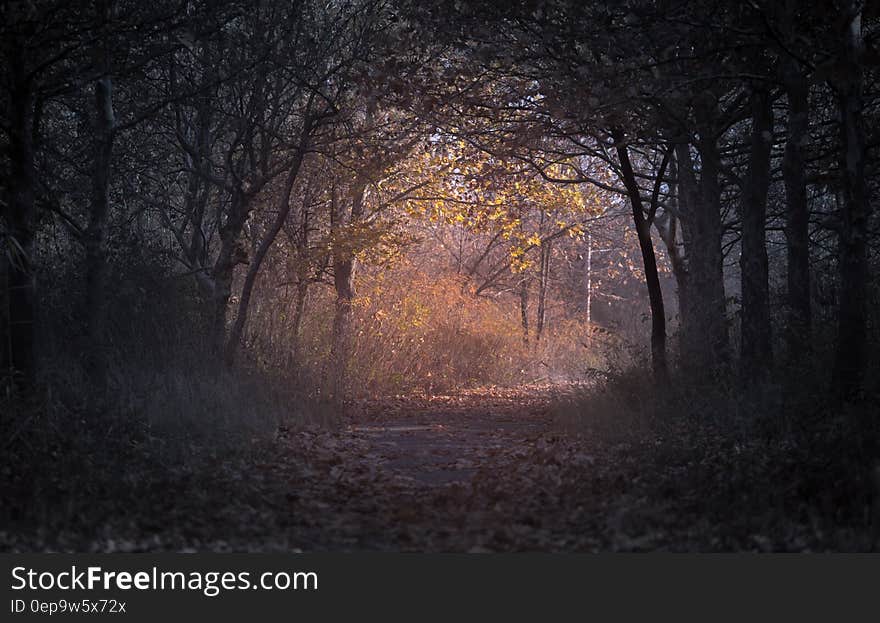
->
xmin=290 ymin=205 xmax=312 ymax=369
xmin=328 ymin=179 xmax=366 ymax=399
xmin=585 ymin=232 xmax=593 ymax=325
xmin=225 ymin=121 xmax=310 ymax=364
xmin=535 ymin=241 xmax=550 ymax=342
xmin=330 ymin=255 xmax=355 ymax=398
xmin=2 ymin=53 xmax=37 ymax=388
xmin=615 ymin=136 xmax=668 ymax=382
xmin=84 ymin=71 xmax=115 ymax=390
xmin=183 ymin=63 xmax=215 ymax=271
xmin=210 ymin=190 xmax=251 ymax=349
xmin=672 ymin=144 xmax=700 ymax=363
xmin=739 ymin=85 xmax=773 ymax=380
xmin=691 ymin=100 xmax=731 ymax=371
xmin=519 ymin=276 xmax=529 ymax=345
xmin=653 ymin=161 xmax=691 ymax=356
xmin=832 ymin=1 xmax=869 ymax=397
xmin=781 ymin=59 xmax=812 ymax=358
xmin=291 ymin=279 xmax=309 ymax=367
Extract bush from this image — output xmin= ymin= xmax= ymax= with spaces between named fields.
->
xmin=0 ymin=247 xmax=307 ymax=544
xmin=246 ymin=261 xmax=610 ymax=396
xmin=554 ymin=363 xmax=880 ymax=550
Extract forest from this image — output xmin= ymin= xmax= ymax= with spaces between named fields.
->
xmin=1 ymin=0 xmax=879 ymax=552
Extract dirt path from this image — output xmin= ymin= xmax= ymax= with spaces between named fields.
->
xmin=6 ymin=385 xmax=858 ymax=553
xmin=348 ymin=389 xmax=558 ymax=486
xmin=11 ymin=384 xmax=640 ymax=553
xmin=264 ymin=385 xmax=666 ymax=552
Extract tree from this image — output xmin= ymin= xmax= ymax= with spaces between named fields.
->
xmin=739 ymin=83 xmax=774 ymax=380
xmin=1 ymin=0 xmax=74 ymax=388
xmin=831 ymin=0 xmax=871 ymax=397
xmin=614 ymin=133 xmax=670 ymax=381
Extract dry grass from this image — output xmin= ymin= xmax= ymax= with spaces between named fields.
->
xmin=249 ymin=262 xmax=609 ymax=396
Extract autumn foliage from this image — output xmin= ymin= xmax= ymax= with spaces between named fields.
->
xmin=250 ymin=259 xmax=606 ymax=396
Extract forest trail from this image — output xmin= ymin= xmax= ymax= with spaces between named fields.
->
xmin=13 ymin=384 xmax=674 ymax=553
xmin=347 ymin=388 xmax=562 ymax=486
xmin=10 ymin=384 xmax=831 ymax=553
xmin=262 ymin=385 xmax=679 ymax=552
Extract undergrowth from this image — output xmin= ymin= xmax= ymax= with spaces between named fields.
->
xmin=555 ymin=360 xmax=880 ymax=551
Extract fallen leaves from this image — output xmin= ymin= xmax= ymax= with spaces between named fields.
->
xmin=4 ymin=384 xmax=871 ymax=552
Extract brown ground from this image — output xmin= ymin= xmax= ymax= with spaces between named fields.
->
xmin=7 ymin=384 xmax=857 ymax=552
xmin=242 ymin=385 xmax=683 ymax=552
